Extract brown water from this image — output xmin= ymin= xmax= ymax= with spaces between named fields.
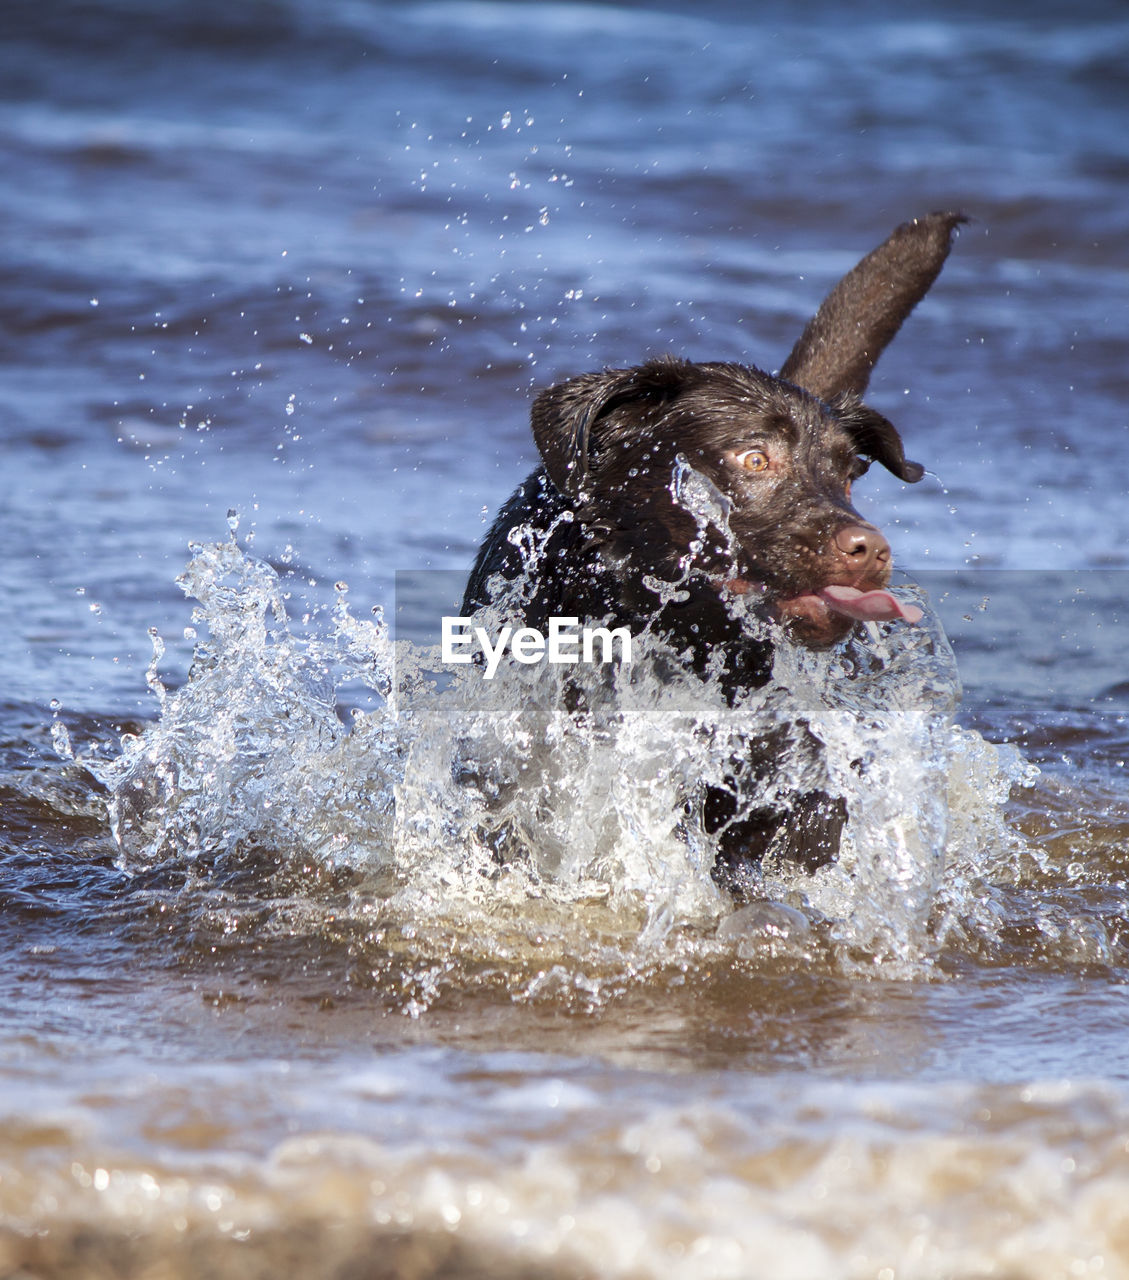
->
xmin=4 ymin=554 xmax=1129 ymax=1278
xmin=6 ymin=0 xmax=1129 ymax=1274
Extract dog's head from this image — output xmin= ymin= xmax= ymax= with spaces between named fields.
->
xmin=530 ymin=213 xmax=964 ymax=648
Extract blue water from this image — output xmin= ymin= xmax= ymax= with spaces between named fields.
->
xmin=3 ymin=2 xmax=1129 ymax=1275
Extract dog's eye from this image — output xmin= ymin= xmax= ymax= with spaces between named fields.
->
xmin=736 ymin=449 xmax=770 ymax=473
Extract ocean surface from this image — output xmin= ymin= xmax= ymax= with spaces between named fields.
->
xmin=3 ymin=1 xmax=1129 ymax=1276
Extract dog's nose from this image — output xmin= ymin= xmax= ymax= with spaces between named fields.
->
xmin=833 ymin=524 xmax=891 ymax=572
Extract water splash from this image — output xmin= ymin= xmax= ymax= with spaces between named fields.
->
xmin=73 ymin=518 xmax=1037 ymax=998
xmin=767 ymin=599 xmax=960 ymax=969
xmin=91 ymin=532 xmax=397 ymax=875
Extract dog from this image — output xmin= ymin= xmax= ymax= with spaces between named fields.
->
xmin=462 ymin=213 xmax=964 ymax=892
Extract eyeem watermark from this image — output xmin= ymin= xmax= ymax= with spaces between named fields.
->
xmin=441 ymin=616 xmax=633 ymax=679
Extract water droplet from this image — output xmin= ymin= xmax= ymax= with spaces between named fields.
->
xmin=51 ymin=719 xmax=74 ymax=760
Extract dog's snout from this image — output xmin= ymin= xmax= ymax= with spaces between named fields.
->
xmin=832 ymin=524 xmax=890 ymax=572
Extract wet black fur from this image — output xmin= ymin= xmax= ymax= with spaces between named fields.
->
xmin=463 ymin=213 xmax=964 ymax=890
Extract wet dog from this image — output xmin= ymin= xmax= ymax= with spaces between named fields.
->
xmin=463 ymin=213 xmax=964 ymax=890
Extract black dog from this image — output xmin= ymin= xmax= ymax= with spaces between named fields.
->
xmin=463 ymin=213 xmax=964 ymax=890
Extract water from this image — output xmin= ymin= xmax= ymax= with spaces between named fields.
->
xmin=4 ymin=1 xmax=1129 ymax=1275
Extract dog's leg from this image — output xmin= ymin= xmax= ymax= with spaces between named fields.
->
xmin=707 ymin=789 xmax=847 ymax=895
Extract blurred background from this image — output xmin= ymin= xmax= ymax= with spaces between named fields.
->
xmin=4 ymin=6 xmax=1129 ymax=1277
xmin=3 ymin=0 xmax=1127 ymax=714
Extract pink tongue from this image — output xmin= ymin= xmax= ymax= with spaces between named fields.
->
xmin=819 ymin=585 xmax=923 ymax=624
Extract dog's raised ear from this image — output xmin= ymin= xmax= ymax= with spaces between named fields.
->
xmin=833 ymin=394 xmax=925 ymax=483
xmin=780 ymin=212 xmax=966 ymax=401
xmin=531 ymin=356 xmax=697 ymax=499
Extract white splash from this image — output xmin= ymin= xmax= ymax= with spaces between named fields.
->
xmin=77 ymin=518 xmax=1035 ymax=986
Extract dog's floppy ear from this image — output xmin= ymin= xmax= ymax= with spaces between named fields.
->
xmin=780 ymin=211 xmax=966 ymax=400
xmin=833 ymin=394 xmax=925 ymax=483
xmin=531 ymin=356 xmax=697 ymax=498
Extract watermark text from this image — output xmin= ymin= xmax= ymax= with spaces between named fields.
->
xmin=441 ymin=616 xmax=633 ymax=679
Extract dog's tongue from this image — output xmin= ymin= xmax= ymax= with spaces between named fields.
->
xmin=818 ymin=585 xmax=923 ymax=624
